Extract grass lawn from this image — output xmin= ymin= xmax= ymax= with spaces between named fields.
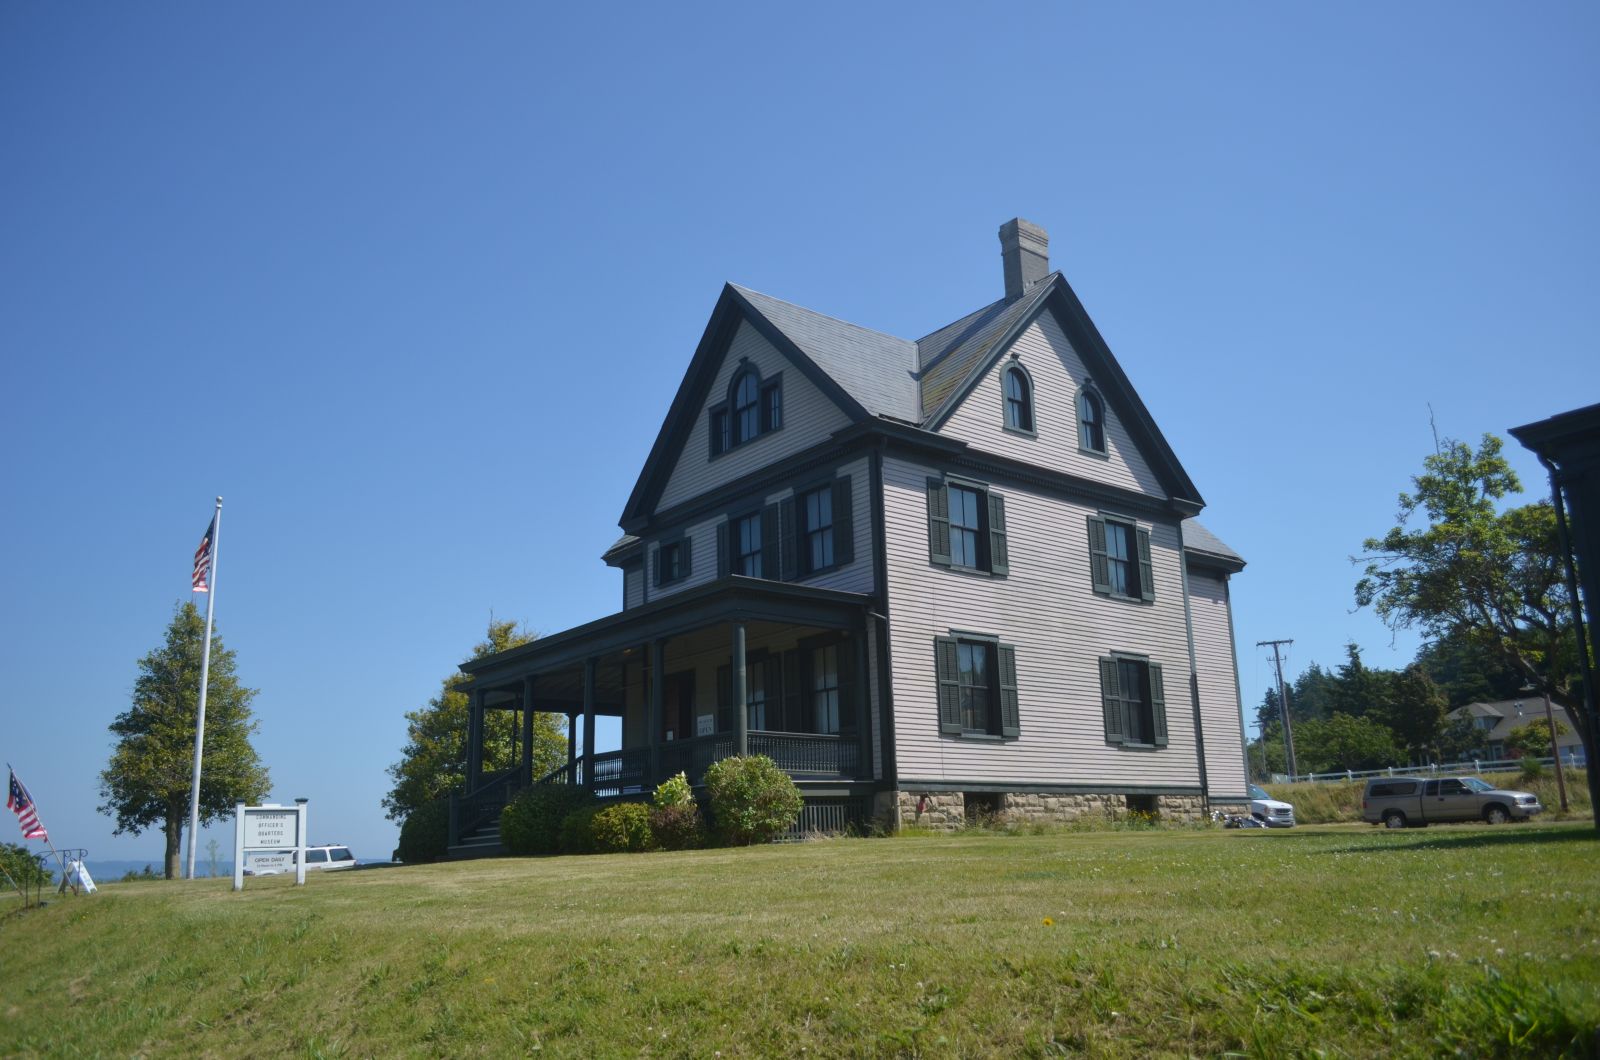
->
xmin=3 ymin=823 xmax=1598 ymax=1057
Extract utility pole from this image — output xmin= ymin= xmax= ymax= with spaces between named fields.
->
xmin=1257 ymin=639 xmax=1296 ymax=778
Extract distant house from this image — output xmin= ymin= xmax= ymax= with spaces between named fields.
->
xmin=447 ymin=218 xmax=1252 ymax=852
xmin=1447 ymin=699 xmax=1585 ymax=764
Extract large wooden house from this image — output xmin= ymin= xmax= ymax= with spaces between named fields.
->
xmin=448 ymin=219 xmax=1250 ymax=852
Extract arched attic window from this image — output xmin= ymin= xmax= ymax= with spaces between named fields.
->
xmin=1078 ymin=387 xmax=1106 ymax=454
xmin=709 ymin=361 xmax=784 ymax=457
xmin=1002 ymin=363 xmax=1034 ymax=434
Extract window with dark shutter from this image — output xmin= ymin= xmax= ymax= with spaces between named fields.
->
xmin=1149 ymin=661 xmax=1168 ymax=746
xmin=1088 ymin=516 xmax=1111 ymax=594
xmin=935 ymin=637 xmax=962 ymax=734
xmin=928 ymin=475 xmax=1007 ymax=576
xmin=988 ymin=494 xmax=1008 ymax=576
xmin=1101 ymin=654 xmax=1168 ymax=749
xmin=778 ymin=497 xmax=796 ymax=580
xmin=831 ymin=476 xmax=853 ymax=566
xmin=1099 ymin=656 xmax=1124 ymax=744
xmin=1090 ymin=514 xmax=1152 ymax=602
xmin=997 ymin=643 xmax=1020 ymax=737
xmin=937 ymin=634 xmax=1017 ymax=739
xmin=761 ymin=505 xmax=780 ymax=580
xmin=927 ymin=479 xmax=951 ymax=567
xmin=1137 ymin=528 xmax=1155 ymax=602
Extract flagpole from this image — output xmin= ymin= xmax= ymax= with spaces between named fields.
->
xmin=186 ymin=496 xmax=222 ymax=880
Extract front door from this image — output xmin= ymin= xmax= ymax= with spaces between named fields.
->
xmin=663 ymin=671 xmax=695 ymax=741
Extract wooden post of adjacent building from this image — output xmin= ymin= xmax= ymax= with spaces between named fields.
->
xmin=732 ymin=621 xmax=748 ymax=757
xmin=855 ymin=622 xmax=871 ymax=780
xmin=466 ymin=686 xmax=485 ymax=791
xmin=583 ymin=658 xmax=598 ymax=793
xmin=567 ymin=713 xmax=577 ymax=774
xmin=649 ymin=639 xmax=665 ymax=785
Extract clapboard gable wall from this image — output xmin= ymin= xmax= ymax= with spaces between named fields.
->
xmin=1186 ymin=566 xmax=1249 ymax=799
xmin=656 ymin=319 xmax=853 ymax=513
xmin=881 ymin=453 xmax=1201 ymax=789
xmin=937 ymin=308 xmax=1167 ymax=498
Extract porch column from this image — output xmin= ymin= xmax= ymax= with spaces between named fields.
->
xmin=567 ymin=713 xmax=577 ymax=773
xmin=732 ymin=621 xmax=748 ymax=757
xmin=649 ymin=639 xmax=665 ymax=785
xmin=855 ymin=622 xmax=871 ymax=780
xmin=583 ymin=658 xmax=598 ymax=793
xmin=466 ymin=686 xmax=484 ymax=791
xmin=521 ymin=676 xmax=536 ymax=783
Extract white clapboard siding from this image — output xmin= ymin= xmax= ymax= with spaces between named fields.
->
xmin=938 ymin=309 xmax=1167 ymax=498
xmin=657 ymin=319 xmax=853 ymax=512
xmin=646 ymin=457 xmax=874 ymax=601
xmin=882 ymin=455 xmax=1200 ymax=788
xmin=1187 ymin=567 xmax=1250 ymax=799
xmin=624 ymin=566 xmax=644 ymax=611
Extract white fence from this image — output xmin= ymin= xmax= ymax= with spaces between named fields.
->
xmin=1273 ymin=751 xmax=1585 ymax=786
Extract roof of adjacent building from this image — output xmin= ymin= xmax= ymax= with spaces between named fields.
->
xmin=1447 ymin=698 xmax=1584 ymax=748
xmin=1182 ymin=519 xmax=1245 ymax=569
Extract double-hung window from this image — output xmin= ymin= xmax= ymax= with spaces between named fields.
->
xmin=811 ymin=643 xmax=840 ymax=734
xmin=802 ymin=486 xmax=834 ymax=573
xmin=733 ymin=371 xmax=760 ymax=445
xmin=1003 ymin=365 xmax=1034 ymax=433
xmin=654 ymin=538 xmax=690 ymax=586
xmin=734 ymin=512 xmax=762 ymax=577
xmin=926 ymin=477 xmax=1008 ymax=575
xmin=1099 ymin=653 xmax=1168 ymax=747
xmin=1087 ymin=514 xmax=1153 ymax=602
xmin=935 ymin=635 xmax=1020 ymax=738
xmin=1079 ymin=388 xmax=1105 ymax=454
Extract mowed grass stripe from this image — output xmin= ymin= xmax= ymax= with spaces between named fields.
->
xmin=3 ymin=824 xmax=1597 ymax=1057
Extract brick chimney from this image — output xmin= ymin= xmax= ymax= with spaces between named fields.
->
xmin=999 ymin=218 xmax=1049 ymax=302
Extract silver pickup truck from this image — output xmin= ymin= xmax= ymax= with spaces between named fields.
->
xmin=1362 ymin=776 xmax=1543 ymax=828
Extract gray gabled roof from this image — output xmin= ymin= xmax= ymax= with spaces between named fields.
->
xmin=1182 ymin=519 xmax=1245 ymax=569
xmin=915 ymin=276 xmax=1058 ymax=421
xmin=733 ymin=285 xmax=921 ymax=422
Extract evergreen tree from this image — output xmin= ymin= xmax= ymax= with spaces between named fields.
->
xmin=99 ymin=602 xmax=270 ymax=879
xmin=383 ymin=620 xmax=568 ymax=822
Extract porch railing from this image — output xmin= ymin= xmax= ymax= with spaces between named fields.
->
xmin=588 ymin=748 xmax=650 ymax=798
xmin=750 ymin=731 xmax=859 ymax=777
xmin=449 ymin=765 xmax=521 ymax=846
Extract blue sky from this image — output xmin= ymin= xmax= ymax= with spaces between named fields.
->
xmin=3 ymin=4 xmax=1595 ymax=861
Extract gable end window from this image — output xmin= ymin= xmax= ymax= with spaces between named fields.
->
xmin=1086 ymin=514 xmax=1153 ymax=602
xmin=1098 ymin=654 xmax=1168 ymax=747
xmin=1003 ymin=364 xmax=1035 ymax=434
xmin=935 ymin=635 xmax=1020 ymax=738
xmin=709 ymin=366 xmax=783 ymax=458
xmin=1078 ymin=387 xmax=1106 ymax=454
xmin=926 ymin=477 xmax=1008 ymax=576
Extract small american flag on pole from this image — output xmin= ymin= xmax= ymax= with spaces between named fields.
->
xmin=7 ymin=768 xmax=48 ymax=842
xmin=192 ymin=516 xmax=216 ymax=592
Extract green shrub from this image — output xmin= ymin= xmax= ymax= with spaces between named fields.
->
xmin=1519 ymin=756 xmax=1545 ymax=782
xmin=590 ymin=803 xmax=655 ymax=853
xmin=396 ymin=798 xmax=450 ymax=864
xmin=560 ymin=806 xmax=602 ymax=855
xmin=649 ymin=802 xmax=706 ymax=850
xmin=501 ymin=785 xmax=595 ymax=855
xmin=653 ymin=771 xmax=694 ymax=808
xmin=703 ymin=755 xmax=804 ymax=845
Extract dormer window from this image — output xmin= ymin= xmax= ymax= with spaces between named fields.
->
xmin=1003 ymin=364 xmax=1034 ymax=434
xmin=1078 ymin=387 xmax=1105 ymax=454
xmin=709 ymin=365 xmax=783 ymax=457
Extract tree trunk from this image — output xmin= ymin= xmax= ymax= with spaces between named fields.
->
xmin=164 ymin=804 xmax=184 ymax=880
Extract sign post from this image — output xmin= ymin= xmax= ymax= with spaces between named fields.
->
xmin=232 ymin=799 xmax=309 ymax=891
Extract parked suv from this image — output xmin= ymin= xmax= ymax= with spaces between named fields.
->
xmin=243 ymin=845 xmax=358 ymax=876
xmin=1362 ymin=776 xmax=1542 ymax=829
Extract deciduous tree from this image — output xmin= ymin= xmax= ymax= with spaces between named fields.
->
xmin=98 ymin=602 xmax=270 ymax=879
xmin=383 ymin=620 xmax=567 ymax=823
xmin=1355 ymin=434 xmax=1591 ymax=768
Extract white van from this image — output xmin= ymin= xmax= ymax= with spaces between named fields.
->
xmin=243 ymin=845 xmax=358 ymax=875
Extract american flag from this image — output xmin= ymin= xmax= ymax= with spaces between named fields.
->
xmin=192 ymin=516 xmax=216 ymax=592
xmin=7 ymin=768 xmax=47 ymax=842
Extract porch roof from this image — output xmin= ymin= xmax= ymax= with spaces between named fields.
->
xmin=459 ymin=576 xmax=873 ymax=683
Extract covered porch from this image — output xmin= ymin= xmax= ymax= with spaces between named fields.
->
xmin=448 ymin=578 xmax=878 ymax=850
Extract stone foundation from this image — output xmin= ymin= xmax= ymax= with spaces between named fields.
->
xmin=889 ymin=789 xmax=1211 ymax=831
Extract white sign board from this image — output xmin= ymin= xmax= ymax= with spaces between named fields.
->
xmin=233 ymin=800 xmax=308 ymax=891
xmin=696 ymin=714 xmax=715 ymax=737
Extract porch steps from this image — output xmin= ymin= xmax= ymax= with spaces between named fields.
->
xmin=446 ymin=822 xmax=504 ymax=860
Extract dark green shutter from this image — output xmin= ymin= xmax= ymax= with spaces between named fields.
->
xmin=988 ymin=493 xmax=1009 ymax=576
xmin=778 ymin=497 xmax=797 ymax=580
xmin=1099 ymin=656 xmax=1124 ymax=744
xmin=997 ymin=643 xmax=1020 ymax=737
xmin=681 ymin=537 xmax=692 ymax=578
xmin=761 ymin=504 xmax=779 ymax=580
xmin=1137 ymin=527 xmax=1154 ymax=602
xmin=832 ymin=476 xmax=854 ymax=566
xmin=1149 ymin=662 xmax=1168 ymax=746
xmin=652 ymin=546 xmax=662 ymax=587
xmin=936 ymin=637 xmax=962 ymax=733
xmin=1088 ymin=516 xmax=1110 ymax=595
xmin=927 ymin=478 xmax=951 ymax=566
xmin=782 ymin=650 xmax=803 ymax=733
xmin=716 ymin=522 xmax=729 ymax=578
